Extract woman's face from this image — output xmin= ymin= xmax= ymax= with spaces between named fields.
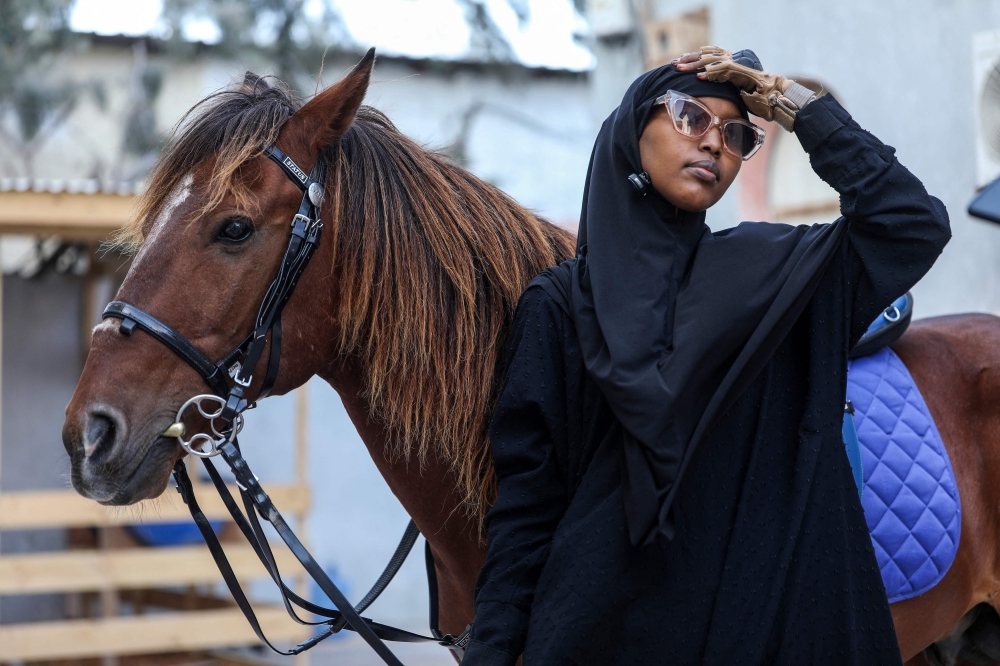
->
xmin=638 ymin=95 xmax=743 ymax=212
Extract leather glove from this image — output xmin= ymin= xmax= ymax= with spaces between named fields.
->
xmin=681 ymin=46 xmax=818 ymax=132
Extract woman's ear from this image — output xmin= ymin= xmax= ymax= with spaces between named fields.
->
xmin=283 ymin=48 xmax=376 ymax=160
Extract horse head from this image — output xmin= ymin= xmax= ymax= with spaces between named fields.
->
xmin=62 ymin=51 xmax=376 ymax=505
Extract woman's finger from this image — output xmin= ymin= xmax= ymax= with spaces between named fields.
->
xmin=671 ymin=52 xmax=702 ymax=65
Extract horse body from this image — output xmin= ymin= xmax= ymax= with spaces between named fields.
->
xmin=890 ymin=315 xmax=1000 ymax=664
xmin=59 ymin=52 xmax=1000 ymax=663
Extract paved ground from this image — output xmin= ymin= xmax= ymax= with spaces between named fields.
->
xmin=308 ymin=635 xmax=456 ymax=665
xmin=208 ymin=636 xmax=456 ymax=666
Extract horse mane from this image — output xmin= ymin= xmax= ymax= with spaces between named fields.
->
xmin=121 ymin=74 xmax=576 ymax=529
xmin=332 ymin=107 xmax=574 ymax=526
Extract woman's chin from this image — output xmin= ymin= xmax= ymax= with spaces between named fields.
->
xmin=658 ymin=182 xmax=722 ymax=213
xmin=664 ymin=192 xmax=713 ymax=213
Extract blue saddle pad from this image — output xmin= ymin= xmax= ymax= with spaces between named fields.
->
xmin=846 ymin=346 xmax=961 ymax=603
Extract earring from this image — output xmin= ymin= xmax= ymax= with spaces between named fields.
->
xmin=628 ymin=172 xmax=651 ymax=196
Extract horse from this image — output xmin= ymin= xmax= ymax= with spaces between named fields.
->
xmin=58 ymin=51 xmax=1000 ymax=665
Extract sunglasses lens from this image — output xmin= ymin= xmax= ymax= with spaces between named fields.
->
xmin=724 ymin=123 xmax=760 ymax=158
xmin=672 ymin=99 xmax=712 ymax=136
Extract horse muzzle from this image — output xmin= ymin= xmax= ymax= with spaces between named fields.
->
xmin=63 ymin=403 xmax=178 ymax=504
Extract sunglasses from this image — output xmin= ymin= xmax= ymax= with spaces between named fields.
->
xmin=654 ymin=90 xmax=766 ymax=161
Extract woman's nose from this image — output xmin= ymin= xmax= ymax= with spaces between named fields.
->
xmin=699 ymin=127 xmax=724 ymax=156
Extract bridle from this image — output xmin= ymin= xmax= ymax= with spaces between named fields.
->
xmin=102 ymin=146 xmax=470 ymax=664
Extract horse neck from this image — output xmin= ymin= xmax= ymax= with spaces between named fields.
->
xmin=317 ymin=361 xmax=486 ymax=607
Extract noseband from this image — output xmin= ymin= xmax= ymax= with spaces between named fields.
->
xmin=102 ymin=147 xmax=469 ymax=664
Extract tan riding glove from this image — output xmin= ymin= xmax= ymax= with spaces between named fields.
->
xmin=691 ymin=46 xmax=818 ymax=132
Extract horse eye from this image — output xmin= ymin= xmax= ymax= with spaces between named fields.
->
xmin=219 ymin=218 xmax=253 ymax=242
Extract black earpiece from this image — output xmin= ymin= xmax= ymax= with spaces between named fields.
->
xmin=628 ymin=171 xmax=652 ymax=196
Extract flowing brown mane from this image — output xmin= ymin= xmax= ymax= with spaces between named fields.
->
xmin=331 ymin=106 xmax=574 ymax=524
xmin=122 ymin=75 xmax=575 ymax=527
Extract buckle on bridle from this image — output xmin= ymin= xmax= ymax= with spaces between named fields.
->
xmin=291 ymin=213 xmax=312 ymax=236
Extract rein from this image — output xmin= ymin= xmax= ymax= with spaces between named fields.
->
xmin=102 ymin=146 xmax=470 ymax=664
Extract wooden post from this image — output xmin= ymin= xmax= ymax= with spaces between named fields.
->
xmin=99 ymin=527 xmax=120 ymax=666
xmin=81 ymin=243 xmax=95 ymax=359
xmin=295 ymin=384 xmax=308 ymax=510
xmin=0 ymin=264 xmax=4 ymax=626
xmin=294 ymin=383 xmax=309 ymax=666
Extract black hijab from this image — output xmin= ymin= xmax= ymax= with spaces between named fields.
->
xmin=559 ymin=65 xmax=847 ymax=546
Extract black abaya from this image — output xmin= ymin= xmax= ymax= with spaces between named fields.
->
xmin=463 ymin=96 xmax=950 ymax=665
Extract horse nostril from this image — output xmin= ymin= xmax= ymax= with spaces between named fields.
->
xmin=84 ymin=413 xmax=118 ymax=460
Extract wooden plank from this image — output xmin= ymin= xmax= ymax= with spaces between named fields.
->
xmin=0 ymin=484 xmax=310 ymax=529
xmin=0 ymin=607 xmax=309 ymax=661
xmin=121 ymin=588 xmax=233 ymax=611
xmin=0 ymin=190 xmax=131 ymax=239
xmin=0 ymin=544 xmax=300 ymax=595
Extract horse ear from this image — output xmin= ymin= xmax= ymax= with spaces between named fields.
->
xmin=240 ymin=71 xmax=269 ymax=93
xmin=291 ymin=48 xmax=375 ymax=157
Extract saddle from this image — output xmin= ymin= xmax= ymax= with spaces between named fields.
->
xmin=850 ymin=292 xmax=914 ymax=359
xmin=845 ymin=292 xmax=962 ymax=603
xmin=842 ymin=293 xmax=914 ymax=495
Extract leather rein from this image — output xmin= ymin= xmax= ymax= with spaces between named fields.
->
xmin=102 ymin=146 xmax=470 ymax=664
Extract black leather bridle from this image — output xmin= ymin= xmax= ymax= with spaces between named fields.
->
xmin=102 ymin=146 xmax=470 ymax=664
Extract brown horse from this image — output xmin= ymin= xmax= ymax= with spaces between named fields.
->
xmin=59 ymin=52 xmax=1000 ymax=665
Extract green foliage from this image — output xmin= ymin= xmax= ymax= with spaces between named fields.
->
xmin=159 ymin=0 xmax=350 ymax=91
xmin=0 ymin=0 xmax=79 ymax=94
xmin=13 ymin=84 xmax=74 ymax=143
xmin=121 ymin=43 xmax=164 ymax=159
xmin=0 ymin=0 xmax=98 ymax=175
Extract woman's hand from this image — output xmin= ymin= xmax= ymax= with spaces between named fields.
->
xmin=673 ymin=47 xmax=817 ymax=132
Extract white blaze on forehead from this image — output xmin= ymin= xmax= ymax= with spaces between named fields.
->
xmin=130 ymin=173 xmax=195 ymax=269
xmin=92 ymin=319 xmax=120 ymax=336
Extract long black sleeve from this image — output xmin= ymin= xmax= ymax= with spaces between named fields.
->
xmin=462 ymin=288 xmax=572 ymax=666
xmin=793 ymin=94 xmax=951 ymax=344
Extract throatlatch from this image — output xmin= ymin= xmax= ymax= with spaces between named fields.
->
xmin=103 ymin=146 xmax=471 ymax=664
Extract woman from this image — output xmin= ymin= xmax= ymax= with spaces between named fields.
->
xmin=462 ymin=48 xmax=950 ymax=665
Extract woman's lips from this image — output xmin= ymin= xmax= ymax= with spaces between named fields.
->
xmin=686 ymin=160 xmax=720 ymax=183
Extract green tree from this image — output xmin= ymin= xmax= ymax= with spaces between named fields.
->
xmin=159 ymin=0 xmax=349 ymax=92
xmin=0 ymin=0 xmax=103 ymax=177
xmin=157 ymin=0 xmax=531 ymax=93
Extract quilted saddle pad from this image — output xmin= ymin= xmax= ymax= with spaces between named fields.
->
xmin=847 ymin=346 xmax=961 ymax=603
